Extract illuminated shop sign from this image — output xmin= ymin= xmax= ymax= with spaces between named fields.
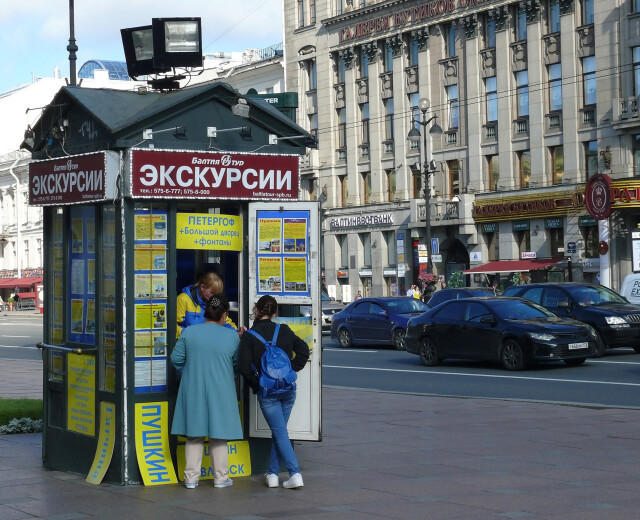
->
xmin=339 ymin=0 xmax=497 ymax=42
xmin=472 ymin=190 xmax=584 ymax=222
xmin=610 ymin=180 xmax=640 ymax=208
xmin=130 ymin=149 xmax=299 ymax=200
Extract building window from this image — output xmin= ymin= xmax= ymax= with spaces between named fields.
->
xmin=446 ymin=84 xmax=459 ymax=129
xmin=337 ymin=108 xmax=347 ymax=150
xmin=581 ymin=0 xmax=594 ymax=25
xmin=635 ymin=0 xmax=640 ymax=14
xmin=634 ymin=135 xmax=640 ymax=176
xmin=549 ymin=227 xmax=564 ymax=257
xmin=412 ymin=166 xmax=422 ymax=199
xmin=297 ymin=0 xmax=305 ymax=27
xmin=309 ymin=113 xmax=318 ymax=140
xmin=487 ymin=229 xmax=499 ymax=261
xmin=585 ymin=140 xmax=598 ymax=178
xmin=339 ymin=175 xmax=348 ymax=206
xmin=549 ymin=63 xmax=562 ymax=112
xmin=516 ymin=70 xmax=529 ymax=118
xmin=634 ymin=47 xmax=640 ymax=97
xmin=519 ymin=150 xmax=531 ymax=188
xmin=386 ymin=169 xmax=397 ymax=201
xmin=408 ymin=38 xmax=419 ymax=66
xmin=484 ymin=16 xmax=496 ymax=48
xmin=384 ymin=98 xmax=394 ymax=141
xmin=550 ymin=145 xmax=564 ymax=185
xmin=444 ymin=23 xmax=456 ymax=58
xmin=515 ymin=6 xmax=527 ymax=41
xmin=358 ymin=47 xmax=368 ymax=79
xmin=517 ymin=230 xmax=531 ymax=257
xmin=360 ymin=103 xmax=370 ymax=145
xmin=448 ymin=160 xmax=460 ymax=197
xmin=360 ymin=233 xmax=372 ymax=266
xmin=485 ymin=76 xmax=497 ymax=122
xmin=384 ymin=231 xmax=396 ymax=265
xmin=582 ymin=56 xmax=596 ymax=106
xmin=547 ymin=0 xmax=560 ymax=33
xmin=361 ymin=171 xmax=371 ymax=204
xmin=409 ymin=93 xmax=420 ymax=150
xmin=310 ymin=0 xmax=316 ymax=24
xmin=307 ymin=59 xmax=317 ymax=91
xmin=383 ymin=41 xmax=393 ymax=72
xmin=339 ymin=234 xmax=348 ymax=267
xmin=335 ymin=0 xmax=343 ymax=15
xmin=487 ymin=155 xmax=499 ymax=191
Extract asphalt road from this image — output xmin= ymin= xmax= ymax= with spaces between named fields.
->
xmin=0 ymin=312 xmax=42 ymax=361
xmin=322 ymin=339 xmax=640 ymax=409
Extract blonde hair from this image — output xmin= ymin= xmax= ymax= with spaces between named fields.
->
xmin=197 ymin=272 xmax=224 ymax=293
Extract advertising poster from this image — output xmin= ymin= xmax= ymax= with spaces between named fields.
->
xmin=135 ymin=213 xmax=168 ymax=241
xmin=67 ymin=354 xmax=96 ymax=436
xmin=135 ymin=273 xmax=167 ymax=299
xmin=71 ymin=299 xmax=85 ymax=333
xmin=134 ymin=402 xmax=178 ymax=485
xmin=86 ymin=401 xmax=116 ymax=485
xmin=135 ymin=303 xmax=166 ymax=330
xmin=256 ymin=210 xmax=310 ymax=296
xmin=134 ymin=245 xmax=166 ymax=271
xmin=176 ymin=212 xmax=243 ymax=251
xmin=283 ymin=257 xmax=308 ymax=292
xmin=176 ymin=440 xmax=252 ymax=481
xmin=258 ymin=257 xmax=282 ymax=292
xmin=72 ymin=218 xmax=84 ymax=253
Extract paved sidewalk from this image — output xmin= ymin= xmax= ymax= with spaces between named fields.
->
xmin=2 ymin=362 xmax=640 ymax=519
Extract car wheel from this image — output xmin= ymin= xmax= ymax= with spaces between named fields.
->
xmin=392 ymin=329 xmax=406 ymax=351
xmin=338 ymin=328 xmax=353 ymax=348
xmin=418 ymin=337 xmax=439 ymax=367
xmin=501 ymin=339 xmax=525 ymax=371
xmin=593 ymin=331 xmax=607 ymax=357
xmin=564 ymin=357 xmax=587 ymax=367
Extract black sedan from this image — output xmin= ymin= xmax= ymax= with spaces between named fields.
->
xmin=426 ymin=287 xmax=499 ymax=308
xmin=503 ymin=282 xmax=640 ymax=356
xmin=405 ymin=297 xmax=597 ymax=370
xmin=330 ymin=297 xmax=429 ymax=350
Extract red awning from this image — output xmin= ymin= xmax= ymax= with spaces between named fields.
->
xmin=463 ymin=259 xmax=560 ymax=275
xmin=16 ymin=292 xmax=36 ymax=299
xmin=0 ymin=276 xmax=43 ymax=288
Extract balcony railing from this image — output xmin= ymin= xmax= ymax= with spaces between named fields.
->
xmin=545 ymin=111 xmax=562 ymax=132
xmin=513 ymin=118 xmax=529 ymax=136
xmin=483 ymin=123 xmax=497 ymax=142
xmin=444 ymin=129 xmax=458 ymax=146
xmin=580 ymin=107 xmax=596 ymax=126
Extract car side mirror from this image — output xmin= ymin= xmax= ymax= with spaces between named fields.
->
xmin=480 ymin=315 xmax=495 ymax=324
xmin=557 ymin=301 xmax=570 ymax=309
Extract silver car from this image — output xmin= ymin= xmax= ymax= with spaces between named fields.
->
xmin=300 ymin=292 xmax=345 ymax=331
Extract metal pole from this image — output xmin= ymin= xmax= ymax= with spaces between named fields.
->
xmin=68 ymin=0 xmax=78 ymax=86
xmin=422 ymin=120 xmax=431 ymax=273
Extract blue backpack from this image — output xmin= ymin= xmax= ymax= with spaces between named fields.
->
xmin=247 ymin=324 xmax=297 ymax=397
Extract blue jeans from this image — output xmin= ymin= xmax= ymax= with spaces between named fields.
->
xmin=258 ymin=389 xmax=299 ymax=476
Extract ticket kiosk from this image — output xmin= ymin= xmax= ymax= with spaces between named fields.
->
xmin=28 ymin=83 xmax=321 ymax=484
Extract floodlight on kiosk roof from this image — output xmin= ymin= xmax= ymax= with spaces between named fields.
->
xmin=152 ymin=17 xmax=203 ymax=70
xmin=120 ymin=25 xmax=170 ymax=78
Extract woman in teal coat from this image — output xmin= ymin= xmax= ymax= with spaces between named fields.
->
xmin=171 ymin=294 xmax=243 ymax=489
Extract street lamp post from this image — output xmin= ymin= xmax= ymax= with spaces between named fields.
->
xmin=407 ymin=98 xmax=442 ymax=273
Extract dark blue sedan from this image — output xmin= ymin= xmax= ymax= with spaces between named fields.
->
xmin=405 ymin=297 xmax=598 ymax=370
xmin=330 ymin=297 xmax=429 ymax=350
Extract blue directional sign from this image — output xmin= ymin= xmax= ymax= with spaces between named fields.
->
xmin=431 ymin=238 xmax=439 ymax=255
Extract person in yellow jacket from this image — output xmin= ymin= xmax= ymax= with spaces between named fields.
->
xmin=177 ymin=272 xmax=238 ymax=337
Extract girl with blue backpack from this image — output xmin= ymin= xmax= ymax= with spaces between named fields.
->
xmin=238 ymin=295 xmax=310 ymax=489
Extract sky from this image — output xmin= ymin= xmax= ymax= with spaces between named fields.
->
xmin=0 ymin=0 xmax=284 ymax=94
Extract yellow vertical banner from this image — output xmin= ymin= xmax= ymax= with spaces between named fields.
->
xmin=176 ymin=439 xmax=252 ymax=481
xmin=134 ymin=402 xmax=178 ymax=485
xmin=86 ymin=401 xmax=116 ymax=485
xmin=67 ymin=354 xmax=96 ymax=436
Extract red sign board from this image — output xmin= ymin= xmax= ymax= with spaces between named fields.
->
xmin=585 ymin=174 xmax=612 ymax=220
xmin=130 ymin=149 xmax=300 ymax=200
xmin=29 ymin=152 xmax=115 ymax=205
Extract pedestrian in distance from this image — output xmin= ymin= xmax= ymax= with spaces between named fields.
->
xmin=238 ymin=295 xmax=310 ymax=489
xmin=170 ymin=294 xmax=243 ymax=489
xmin=355 ymin=290 xmax=362 ymax=300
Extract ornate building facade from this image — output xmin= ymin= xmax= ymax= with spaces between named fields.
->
xmin=284 ymin=0 xmax=640 ymax=300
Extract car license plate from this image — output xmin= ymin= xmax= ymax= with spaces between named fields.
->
xmin=568 ymin=342 xmax=587 ymax=350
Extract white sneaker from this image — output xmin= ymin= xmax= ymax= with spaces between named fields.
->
xmin=283 ymin=473 xmax=304 ymax=489
xmin=265 ymin=473 xmax=279 ymax=488
xmin=214 ymin=478 xmax=233 ymax=488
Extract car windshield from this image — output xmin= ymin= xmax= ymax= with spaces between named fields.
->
xmin=491 ymin=299 xmax=554 ymax=320
xmin=565 ymin=285 xmax=627 ymax=306
xmin=385 ymin=298 xmax=429 ymax=313
xmin=321 ymin=292 xmax=331 ymax=302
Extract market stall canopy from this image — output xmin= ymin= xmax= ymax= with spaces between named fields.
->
xmin=0 ymin=276 xmax=43 ymax=288
xmin=463 ymin=259 xmax=561 ymax=274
